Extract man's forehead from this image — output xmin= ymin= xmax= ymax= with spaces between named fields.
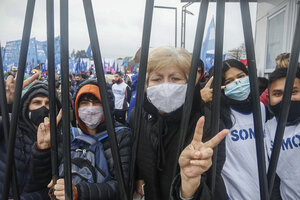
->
xmin=31 ymin=95 xmax=49 ymax=101
xmin=270 ymin=77 xmax=300 ymax=91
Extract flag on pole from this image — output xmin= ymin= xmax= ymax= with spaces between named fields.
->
xmin=69 ymin=53 xmax=75 ymax=73
xmin=121 ymin=58 xmax=129 ymax=66
xmin=86 ymin=44 xmax=91 ymax=59
xmin=75 ymin=55 xmax=81 ymax=74
xmin=201 ymin=18 xmax=215 ymax=72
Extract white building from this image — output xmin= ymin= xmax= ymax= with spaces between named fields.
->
xmin=255 ymin=0 xmax=300 ymax=76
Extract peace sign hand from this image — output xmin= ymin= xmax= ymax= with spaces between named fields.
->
xmin=179 ymin=116 xmax=228 ymax=198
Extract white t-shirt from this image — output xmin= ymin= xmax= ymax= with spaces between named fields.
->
xmin=265 ymin=117 xmax=300 ymax=200
xmin=112 ymin=82 xmax=129 ymax=110
xmin=221 ymin=103 xmax=267 ymax=200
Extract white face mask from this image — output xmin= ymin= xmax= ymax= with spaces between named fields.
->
xmin=78 ymin=106 xmax=104 ymax=129
xmin=147 ymin=82 xmax=187 ymax=113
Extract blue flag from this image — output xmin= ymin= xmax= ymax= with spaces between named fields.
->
xmin=122 ymin=58 xmax=129 ymax=66
xmin=69 ymin=53 xmax=75 ymax=73
xmin=201 ymin=18 xmax=215 ymax=71
xmin=86 ymin=44 xmax=91 ymax=59
xmin=75 ymin=55 xmax=81 ymax=74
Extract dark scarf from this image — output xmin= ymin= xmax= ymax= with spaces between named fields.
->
xmin=223 ymin=94 xmax=253 ymax=114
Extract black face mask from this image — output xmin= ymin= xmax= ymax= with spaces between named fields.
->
xmin=116 ymin=79 xmax=121 ymax=84
xmin=28 ymin=106 xmax=49 ymax=127
xmin=269 ymin=100 xmax=300 ymax=126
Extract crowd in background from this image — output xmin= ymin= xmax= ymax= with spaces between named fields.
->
xmin=0 ymin=47 xmax=300 ymax=200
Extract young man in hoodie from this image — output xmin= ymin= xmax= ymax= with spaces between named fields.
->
xmin=0 ymin=74 xmax=61 ymax=199
xmin=265 ymin=67 xmax=300 ymax=199
xmin=35 ymin=80 xmax=132 ymax=200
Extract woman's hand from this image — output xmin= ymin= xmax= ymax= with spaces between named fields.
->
xmin=200 ymin=77 xmax=225 ymax=103
xmin=179 ymin=116 xmax=228 ymax=198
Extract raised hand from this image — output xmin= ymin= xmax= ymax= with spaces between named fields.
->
xmin=37 ymin=109 xmax=62 ymax=150
xmin=200 ymin=76 xmax=225 ymax=103
xmin=179 ymin=116 xmax=228 ymax=198
xmin=5 ymin=73 xmax=39 ymax=104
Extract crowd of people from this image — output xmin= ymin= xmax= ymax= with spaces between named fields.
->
xmin=0 ymin=47 xmax=299 ymax=200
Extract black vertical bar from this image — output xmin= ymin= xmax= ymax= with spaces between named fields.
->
xmin=267 ymin=4 xmax=300 ymax=194
xmin=47 ymin=0 xmax=58 ymax=181
xmin=129 ymin=0 xmax=154 ymax=199
xmin=2 ymin=0 xmax=35 ymax=199
xmin=175 ymin=8 xmax=177 ymax=48
xmin=82 ymin=0 xmax=128 ymax=199
xmin=60 ymin=0 xmax=72 ymax=199
xmin=210 ymin=0 xmax=225 ymax=196
xmin=0 ymin=46 xmax=20 ymax=199
xmin=181 ymin=7 xmax=184 ymax=48
xmin=173 ymin=0 xmax=209 ymax=181
xmin=240 ymin=1 xmax=269 ymax=199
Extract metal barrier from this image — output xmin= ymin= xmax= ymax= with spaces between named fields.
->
xmin=82 ymin=0 xmax=128 ymax=199
xmin=47 ymin=0 xmax=59 ymax=186
xmin=1 ymin=0 xmax=299 ymax=199
xmin=2 ymin=0 xmax=35 ymax=199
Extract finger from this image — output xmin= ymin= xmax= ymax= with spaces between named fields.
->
xmin=6 ymin=75 xmax=14 ymax=84
xmin=56 ymin=109 xmax=62 ymax=125
xmin=190 ymin=159 xmax=212 ymax=168
xmin=47 ymin=179 xmax=53 ymax=188
xmin=54 ymin=183 xmax=65 ymax=191
xmin=23 ymin=73 xmax=39 ymax=89
xmin=54 ymin=190 xmax=65 ymax=197
xmin=204 ymin=129 xmax=229 ymax=148
xmin=192 ymin=116 xmax=205 ymax=143
xmin=221 ymin=86 xmax=225 ymax=90
xmin=190 ymin=148 xmax=213 ymax=160
xmin=39 ymin=123 xmax=45 ymax=131
xmin=57 ymin=178 xmax=64 ymax=184
xmin=205 ymin=76 xmax=214 ymax=88
xmin=44 ymin=117 xmax=50 ymax=126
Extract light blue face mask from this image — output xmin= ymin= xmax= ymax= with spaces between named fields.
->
xmin=224 ymin=76 xmax=250 ymax=101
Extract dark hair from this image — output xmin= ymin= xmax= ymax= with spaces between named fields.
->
xmin=222 ymin=59 xmax=248 ymax=84
xmin=75 ymin=73 xmax=82 ymax=77
xmin=115 ymin=72 xmax=123 ymax=77
xmin=218 ymin=59 xmax=248 ymax=129
xmin=78 ymin=93 xmax=99 ymax=104
xmin=268 ymin=67 xmax=300 ymax=90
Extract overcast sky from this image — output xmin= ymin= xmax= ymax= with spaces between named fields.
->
xmin=0 ymin=0 xmax=257 ymax=60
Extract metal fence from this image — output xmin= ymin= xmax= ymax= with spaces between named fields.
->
xmin=1 ymin=0 xmax=299 ymax=199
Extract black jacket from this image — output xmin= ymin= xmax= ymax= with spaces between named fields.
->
xmin=0 ymin=82 xmax=57 ymax=200
xmin=130 ymin=93 xmax=214 ymax=200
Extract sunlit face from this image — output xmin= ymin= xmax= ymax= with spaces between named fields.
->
xmin=147 ymin=66 xmax=187 ymax=87
xmin=29 ymin=96 xmax=49 ymax=110
xmin=268 ymin=77 xmax=300 ymax=106
xmin=224 ymin=67 xmax=247 ymax=86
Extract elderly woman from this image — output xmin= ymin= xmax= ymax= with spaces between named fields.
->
xmin=131 ymin=46 xmax=228 ymax=200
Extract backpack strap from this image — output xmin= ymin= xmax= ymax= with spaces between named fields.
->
xmin=72 ymin=127 xmax=97 ymax=145
xmin=96 ymin=126 xmax=131 ymax=142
